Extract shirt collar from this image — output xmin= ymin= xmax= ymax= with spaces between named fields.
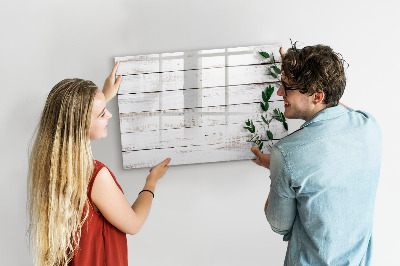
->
xmin=300 ymin=105 xmax=349 ymax=129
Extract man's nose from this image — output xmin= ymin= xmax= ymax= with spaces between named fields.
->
xmin=277 ymin=85 xmax=285 ymax=97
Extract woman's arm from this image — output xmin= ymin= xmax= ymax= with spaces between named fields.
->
xmin=91 ymin=158 xmax=171 ymax=235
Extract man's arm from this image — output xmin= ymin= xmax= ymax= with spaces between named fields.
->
xmin=265 ymin=146 xmax=297 ymax=239
xmin=251 ymin=145 xmax=296 ymax=238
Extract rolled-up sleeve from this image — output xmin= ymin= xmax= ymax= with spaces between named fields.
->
xmin=266 ymin=146 xmax=297 ymax=241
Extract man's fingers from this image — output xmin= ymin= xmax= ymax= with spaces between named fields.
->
xmin=251 ymin=147 xmax=263 ymax=157
xmin=252 ymin=158 xmax=262 ymax=166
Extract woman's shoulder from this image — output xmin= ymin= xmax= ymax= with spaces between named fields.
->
xmin=93 ymin=160 xmax=115 ymax=176
xmin=90 ymin=160 xmax=107 ymax=187
xmin=93 ymin=159 xmax=105 ymax=169
xmin=91 ymin=160 xmax=123 ymax=192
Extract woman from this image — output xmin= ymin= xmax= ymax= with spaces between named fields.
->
xmin=27 ymin=62 xmax=171 ymax=266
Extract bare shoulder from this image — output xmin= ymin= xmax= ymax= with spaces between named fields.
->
xmin=90 ymin=164 xmax=136 ymax=234
xmin=91 ymin=167 xmax=120 ymax=203
xmin=94 ymin=166 xmax=113 ymax=183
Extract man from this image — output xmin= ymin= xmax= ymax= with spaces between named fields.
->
xmin=251 ymin=44 xmax=381 ymax=265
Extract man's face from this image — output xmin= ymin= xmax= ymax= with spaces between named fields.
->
xmin=277 ymin=74 xmax=315 ymax=121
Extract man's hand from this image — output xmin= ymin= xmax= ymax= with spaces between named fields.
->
xmin=103 ymin=61 xmax=123 ymax=103
xmin=264 ymin=199 xmax=269 ymax=213
xmin=251 ymin=147 xmax=271 ymax=169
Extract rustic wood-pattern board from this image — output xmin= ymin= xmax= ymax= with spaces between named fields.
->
xmin=119 ymin=101 xmax=284 ymax=133
xmin=118 ymin=83 xmax=282 ymax=114
xmin=118 ymin=65 xmax=281 ymax=94
xmin=115 ymin=44 xmax=287 ymax=169
xmin=115 ymin=45 xmax=281 ymax=75
xmin=121 ymin=120 xmax=286 ymax=152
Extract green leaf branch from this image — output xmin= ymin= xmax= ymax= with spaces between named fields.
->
xmin=272 ymin=108 xmax=288 ymax=131
xmin=259 ymin=51 xmax=281 ymax=79
xmin=243 ymin=50 xmax=288 ymax=152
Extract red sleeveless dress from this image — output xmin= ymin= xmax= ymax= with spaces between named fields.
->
xmin=69 ymin=160 xmax=128 ymax=266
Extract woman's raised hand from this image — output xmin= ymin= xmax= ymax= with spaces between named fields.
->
xmin=103 ymin=61 xmax=122 ymax=103
xmin=147 ymin=158 xmax=171 ymax=185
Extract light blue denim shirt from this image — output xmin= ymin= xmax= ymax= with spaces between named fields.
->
xmin=266 ymin=105 xmax=382 ymax=266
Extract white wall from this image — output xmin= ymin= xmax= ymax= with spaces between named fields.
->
xmin=1 ymin=0 xmax=399 ymax=265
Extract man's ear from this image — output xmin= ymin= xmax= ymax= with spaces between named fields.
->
xmin=279 ymin=47 xmax=285 ymax=57
xmin=313 ymin=92 xmax=325 ymax=105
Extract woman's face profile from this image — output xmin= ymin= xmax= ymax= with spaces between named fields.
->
xmin=90 ymin=89 xmax=112 ymax=141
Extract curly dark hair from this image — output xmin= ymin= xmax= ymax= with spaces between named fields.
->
xmin=281 ymin=43 xmax=348 ymax=107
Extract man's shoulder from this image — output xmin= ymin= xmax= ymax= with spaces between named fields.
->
xmin=273 ymin=129 xmax=310 ymax=158
xmin=348 ymin=109 xmax=380 ymax=128
xmin=274 ymin=108 xmax=381 ymax=157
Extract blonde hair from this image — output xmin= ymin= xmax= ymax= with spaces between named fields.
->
xmin=28 ymin=79 xmax=98 ymax=265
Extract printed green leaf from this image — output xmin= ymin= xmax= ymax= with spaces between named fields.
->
xmin=269 ymin=72 xmax=278 ymax=79
xmin=260 ymin=102 xmax=266 ymax=112
xmin=259 ymin=142 xmax=264 ymax=151
xmin=272 ymin=110 xmax=284 ymax=122
xmin=267 ymin=130 xmax=273 ymax=140
xmin=243 ymin=126 xmax=251 ymax=131
xmin=270 ymin=54 xmax=276 ymax=64
xmin=245 ymin=120 xmax=250 ymax=126
xmin=283 ymin=122 xmax=288 ymax=131
xmin=278 ymin=110 xmax=285 ymax=121
xmin=266 ymin=85 xmax=274 ymax=100
xmin=271 ymin=65 xmax=281 ymax=74
xmin=259 ymin=51 xmax=270 ymax=59
xmin=262 ymin=91 xmax=268 ymax=103
xmin=261 ymin=115 xmax=269 ymax=125
xmin=250 ymin=123 xmax=255 ymax=133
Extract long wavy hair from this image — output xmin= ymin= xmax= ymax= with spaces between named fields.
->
xmin=28 ymin=79 xmax=98 ymax=265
